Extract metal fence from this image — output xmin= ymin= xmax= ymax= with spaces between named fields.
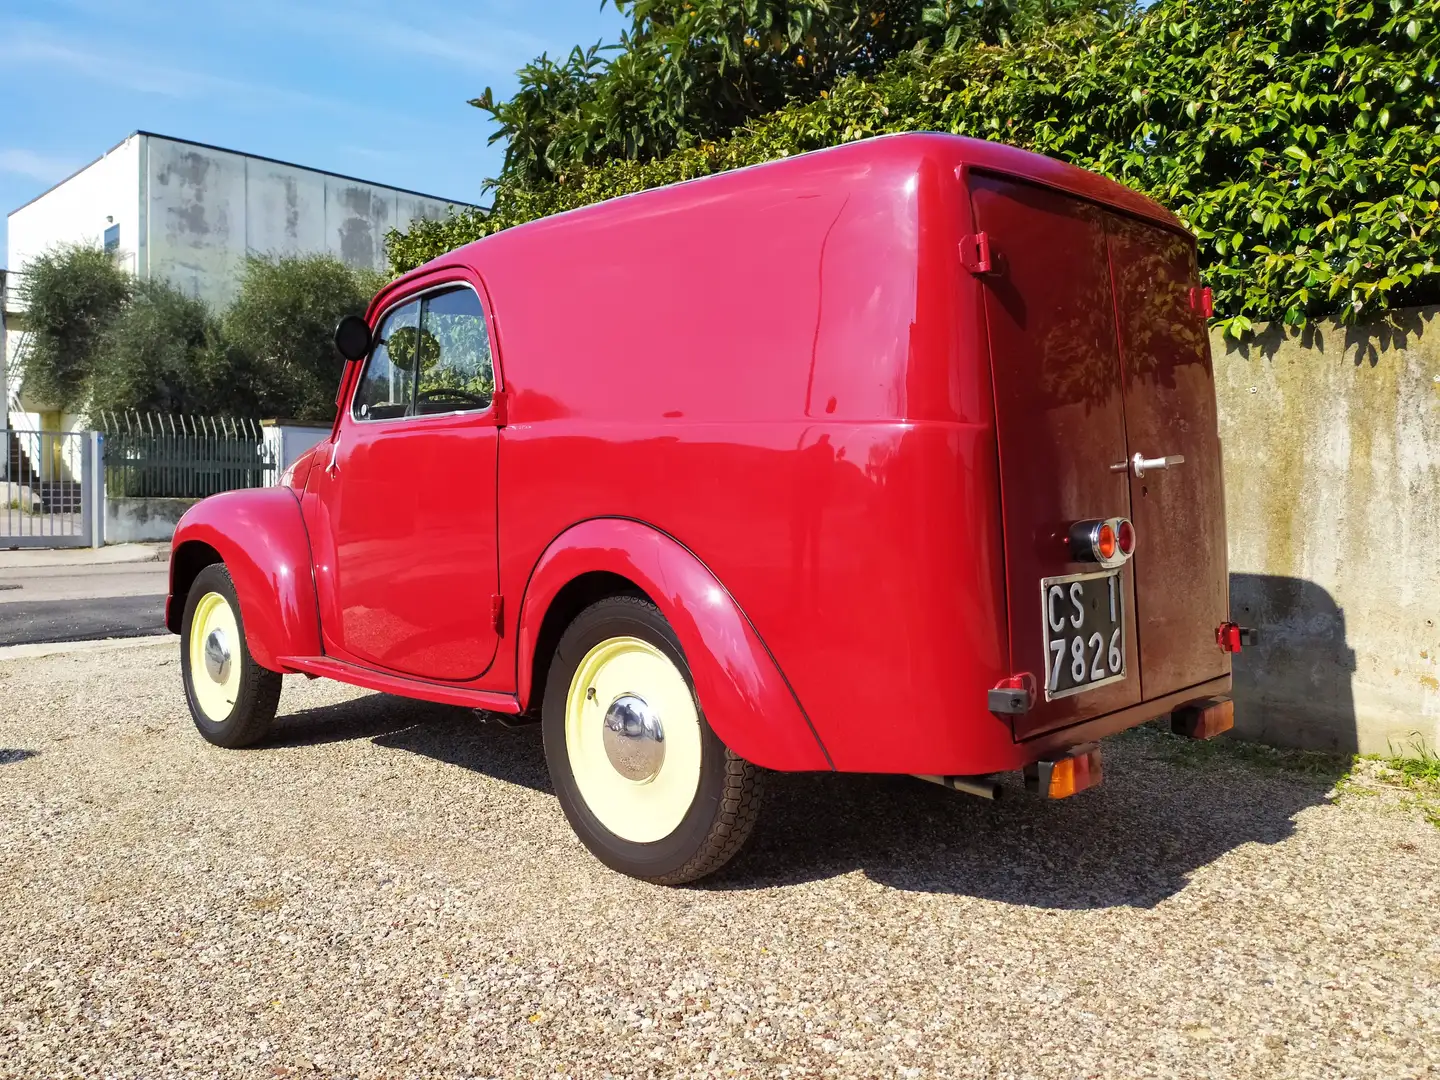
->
xmin=97 ymin=413 xmax=276 ymax=499
xmin=1 ymin=428 xmax=100 ymax=548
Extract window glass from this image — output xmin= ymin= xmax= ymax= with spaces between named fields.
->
xmin=415 ymin=286 xmax=494 ymax=415
xmin=352 ymin=301 xmax=420 ymax=421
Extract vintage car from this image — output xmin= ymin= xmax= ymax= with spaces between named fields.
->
xmin=168 ymin=133 xmax=1252 ymax=884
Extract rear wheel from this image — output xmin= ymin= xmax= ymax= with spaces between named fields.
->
xmin=180 ymin=564 xmax=282 ymax=748
xmin=541 ymin=596 xmax=762 ymax=884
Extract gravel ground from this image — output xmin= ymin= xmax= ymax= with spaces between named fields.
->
xmin=0 ymin=641 xmax=1437 ymax=1080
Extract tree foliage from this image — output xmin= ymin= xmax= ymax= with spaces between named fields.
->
xmin=15 ymin=244 xmax=133 ymax=410
xmin=220 ymin=255 xmax=385 ymax=421
xmin=396 ymin=0 xmax=1440 ymax=333
xmin=16 ymin=248 xmax=382 ymax=420
xmin=473 ymin=0 xmax=1118 ymax=187
xmin=88 ymin=279 xmax=227 ymax=416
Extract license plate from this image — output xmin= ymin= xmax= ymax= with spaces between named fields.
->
xmin=1040 ymin=570 xmax=1126 ymax=699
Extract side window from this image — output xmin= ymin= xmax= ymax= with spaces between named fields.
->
xmin=352 ymin=301 xmax=420 ymax=421
xmin=415 ymin=286 xmax=494 ymax=415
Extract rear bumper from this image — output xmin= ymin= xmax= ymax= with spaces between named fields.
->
xmin=1016 ymin=673 xmax=1232 ymax=762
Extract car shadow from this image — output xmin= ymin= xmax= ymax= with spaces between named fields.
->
xmin=264 ymin=693 xmax=553 ymax=793
xmin=708 ymin=728 xmax=1348 ymax=907
xmin=263 ymin=690 xmax=1347 ymax=910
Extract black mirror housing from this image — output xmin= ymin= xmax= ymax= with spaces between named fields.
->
xmin=334 ymin=314 xmax=372 ymax=361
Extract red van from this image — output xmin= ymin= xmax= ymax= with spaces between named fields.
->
xmin=168 ymin=134 xmax=1248 ymax=884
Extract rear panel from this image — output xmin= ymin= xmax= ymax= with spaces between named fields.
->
xmin=970 ymin=171 xmax=1230 ymax=742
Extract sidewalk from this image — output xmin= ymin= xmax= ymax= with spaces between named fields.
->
xmin=0 ymin=542 xmax=169 ymax=571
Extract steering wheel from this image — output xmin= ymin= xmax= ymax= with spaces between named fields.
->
xmin=416 ymin=387 xmax=491 ymax=408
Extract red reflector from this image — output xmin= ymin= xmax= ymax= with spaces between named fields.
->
xmin=1217 ymin=623 xmax=1243 ymax=652
xmin=1117 ymin=518 xmax=1135 ymax=556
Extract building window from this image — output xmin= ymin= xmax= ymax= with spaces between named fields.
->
xmin=103 ymin=224 xmax=120 ymax=254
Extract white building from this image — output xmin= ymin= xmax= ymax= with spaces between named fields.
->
xmin=4 ymin=130 xmax=474 ymax=433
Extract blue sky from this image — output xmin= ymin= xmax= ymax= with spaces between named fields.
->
xmin=0 ymin=0 xmax=628 ymax=266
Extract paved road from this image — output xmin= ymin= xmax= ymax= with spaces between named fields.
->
xmin=0 ymin=593 xmax=167 ymax=646
xmin=0 ymin=641 xmax=1436 ymax=1079
xmin=0 ymin=549 xmax=169 ymax=646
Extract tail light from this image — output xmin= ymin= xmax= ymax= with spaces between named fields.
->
xmin=1117 ymin=518 xmax=1136 ymax=556
xmin=1069 ymin=518 xmax=1135 ymax=568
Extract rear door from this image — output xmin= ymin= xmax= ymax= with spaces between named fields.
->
xmin=970 ymin=175 xmax=1142 ymax=737
xmin=1105 ymin=215 xmax=1229 ymax=696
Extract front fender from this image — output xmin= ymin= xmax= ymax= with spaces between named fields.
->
xmin=517 ymin=519 xmax=832 ymax=772
xmin=168 ymin=488 xmax=321 ymax=671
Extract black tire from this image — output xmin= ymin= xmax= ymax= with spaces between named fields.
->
xmin=541 ymin=595 xmax=762 ymax=885
xmin=179 ymin=563 xmax=282 ymax=749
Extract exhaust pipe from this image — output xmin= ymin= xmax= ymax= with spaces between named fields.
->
xmin=913 ymin=774 xmax=1003 ymax=800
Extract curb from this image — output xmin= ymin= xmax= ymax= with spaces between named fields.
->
xmin=0 ymin=635 xmax=173 ymax=663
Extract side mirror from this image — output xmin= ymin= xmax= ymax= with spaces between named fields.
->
xmin=334 ymin=314 xmax=372 ymax=361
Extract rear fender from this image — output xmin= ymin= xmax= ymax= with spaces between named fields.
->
xmin=167 ymin=488 xmax=321 ymax=671
xmin=518 ymin=519 xmax=832 ymax=772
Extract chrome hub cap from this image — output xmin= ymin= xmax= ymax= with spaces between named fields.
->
xmin=203 ymin=628 xmax=232 ymax=682
xmin=188 ymin=591 xmax=241 ymax=722
xmin=565 ymin=635 xmax=703 ymax=843
xmin=602 ymin=694 xmax=665 ymax=782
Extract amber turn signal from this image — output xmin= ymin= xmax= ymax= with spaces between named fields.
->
xmin=1024 ymin=744 xmax=1103 ymax=799
xmin=1172 ymin=697 xmax=1234 ymax=740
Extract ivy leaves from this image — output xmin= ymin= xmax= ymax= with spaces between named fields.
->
xmin=397 ymin=0 xmax=1440 ymax=333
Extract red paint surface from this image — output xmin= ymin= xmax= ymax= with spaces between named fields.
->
xmin=169 ymin=134 xmax=1229 ymax=777
xmin=170 ymin=488 xmax=321 ymax=670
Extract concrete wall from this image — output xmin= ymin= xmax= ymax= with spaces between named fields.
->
xmin=1214 ymin=307 xmax=1440 ymax=755
xmin=5 ymin=136 xmax=141 ymax=421
xmin=142 ymin=136 xmax=459 ymax=308
xmin=6 ymin=136 xmax=141 ymax=279
xmin=105 ymin=496 xmax=196 ymax=544
xmin=261 ymin=421 xmax=331 ymax=483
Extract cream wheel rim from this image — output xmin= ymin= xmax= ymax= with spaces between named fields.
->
xmin=565 ymin=636 xmax=702 ymax=843
xmin=189 ymin=591 xmax=241 ymax=722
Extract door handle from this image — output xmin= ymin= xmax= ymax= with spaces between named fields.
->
xmin=1111 ymin=452 xmax=1184 ymax=478
xmin=326 ymin=436 xmax=341 ymax=477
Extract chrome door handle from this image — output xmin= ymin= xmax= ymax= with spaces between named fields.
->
xmin=326 ymin=436 xmax=341 ymax=477
xmin=1111 ymin=452 xmax=1184 ymax=478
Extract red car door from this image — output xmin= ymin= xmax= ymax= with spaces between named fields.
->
xmin=969 ymin=174 xmax=1143 ymax=737
xmin=304 ymin=283 xmax=501 ymax=682
xmin=1105 ymin=214 xmax=1230 ymax=698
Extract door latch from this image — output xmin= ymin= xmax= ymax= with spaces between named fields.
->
xmin=1110 ymin=452 xmax=1185 ymax=478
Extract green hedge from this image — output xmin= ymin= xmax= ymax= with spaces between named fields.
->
xmin=389 ymin=0 xmax=1440 ymax=335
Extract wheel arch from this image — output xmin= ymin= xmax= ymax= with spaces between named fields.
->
xmin=166 ymin=488 xmax=322 ymax=671
xmin=516 ymin=518 xmax=832 ymax=772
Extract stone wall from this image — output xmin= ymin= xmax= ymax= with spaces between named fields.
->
xmin=1213 ymin=307 xmax=1439 ymax=754
xmin=105 ymin=497 xmax=196 ymax=544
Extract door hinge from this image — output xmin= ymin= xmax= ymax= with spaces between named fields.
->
xmin=491 ymin=594 xmax=505 ymax=635
xmin=960 ymin=231 xmax=994 ymax=275
xmin=491 ymin=389 xmax=510 ymax=428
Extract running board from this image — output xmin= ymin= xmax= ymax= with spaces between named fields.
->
xmin=276 ymin=655 xmax=523 ymax=713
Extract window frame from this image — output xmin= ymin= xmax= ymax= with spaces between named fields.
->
xmin=347 ymin=277 xmax=500 ymax=426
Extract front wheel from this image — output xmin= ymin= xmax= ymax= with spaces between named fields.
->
xmin=180 ymin=563 xmax=282 ymax=748
xmin=542 ymin=596 xmax=762 ymax=885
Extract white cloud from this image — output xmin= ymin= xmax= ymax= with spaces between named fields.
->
xmin=0 ymin=23 xmax=367 ymax=114
xmin=0 ymin=149 xmax=77 ymax=184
